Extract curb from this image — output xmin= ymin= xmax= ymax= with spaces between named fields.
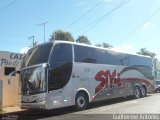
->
xmin=0 ymin=109 xmax=27 ymax=114
xmin=0 ymin=109 xmax=28 ymax=120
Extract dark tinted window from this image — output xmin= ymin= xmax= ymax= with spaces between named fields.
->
xmin=74 ymin=45 xmax=152 ymax=68
xmin=96 ymin=49 xmax=125 ymax=65
xmin=74 ymin=45 xmax=124 ymax=65
xmin=128 ymin=55 xmax=152 ymax=68
xmin=22 ymin=42 xmax=53 ymax=68
xmin=49 ymin=43 xmax=72 ymax=65
xmin=5 ymin=67 xmax=15 ymax=76
xmin=127 ymin=55 xmax=153 ymax=79
xmin=74 ymin=45 xmax=97 ymax=63
xmin=49 ymin=44 xmax=73 ymax=91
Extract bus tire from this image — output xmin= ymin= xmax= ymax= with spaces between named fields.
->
xmin=134 ymin=86 xmax=141 ymax=99
xmin=141 ymin=85 xmax=147 ymax=97
xmin=75 ymin=92 xmax=88 ymax=111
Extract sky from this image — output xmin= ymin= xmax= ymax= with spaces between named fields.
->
xmin=1 ymin=0 xmax=160 ymax=58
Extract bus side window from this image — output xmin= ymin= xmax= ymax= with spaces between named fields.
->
xmin=74 ymin=45 xmax=97 ymax=63
xmin=48 ymin=44 xmax=73 ymax=91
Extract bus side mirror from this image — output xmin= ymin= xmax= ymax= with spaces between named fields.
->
xmin=8 ymin=71 xmax=18 ymax=85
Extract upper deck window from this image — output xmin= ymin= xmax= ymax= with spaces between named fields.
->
xmin=74 ymin=45 xmax=152 ymax=68
xmin=21 ymin=42 xmax=53 ymax=68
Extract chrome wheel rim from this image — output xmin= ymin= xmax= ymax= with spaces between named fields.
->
xmin=135 ymin=88 xmax=140 ymax=98
xmin=77 ymin=96 xmax=85 ymax=108
xmin=141 ymin=88 xmax=145 ymax=96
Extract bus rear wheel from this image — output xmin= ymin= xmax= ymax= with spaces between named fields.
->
xmin=141 ymin=85 xmax=147 ymax=97
xmin=134 ymin=86 xmax=141 ymax=99
xmin=75 ymin=92 xmax=88 ymax=111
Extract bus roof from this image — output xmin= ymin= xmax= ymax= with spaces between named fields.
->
xmin=51 ymin=40 xmax=152 ymax=59
xmin=32 ymin=40 xmax=152 ymax=59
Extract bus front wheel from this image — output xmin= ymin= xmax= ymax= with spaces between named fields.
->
xmin=75 ymin=92 xmax=88 ymax=111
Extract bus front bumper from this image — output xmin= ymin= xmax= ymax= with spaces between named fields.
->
xmin=21 ymin=101 xmax=48 ymax=110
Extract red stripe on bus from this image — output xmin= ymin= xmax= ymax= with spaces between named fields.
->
xmin=121 ymin=77 xmax=155 ymax=89
xmin=92 ymin=78 xmax=155 ymax=102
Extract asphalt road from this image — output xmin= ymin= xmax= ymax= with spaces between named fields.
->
xmin=2 ymin=93 xmax=160 ymax=120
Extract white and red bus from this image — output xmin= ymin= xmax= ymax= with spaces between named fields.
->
xmin=18 ymin=41 xmax=155 ymax=110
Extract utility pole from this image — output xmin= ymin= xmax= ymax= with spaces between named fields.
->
xmin=28 ymin=36 xmax=35 ymax=47
xmin=39 ymin=21 xmax=48 ymax=43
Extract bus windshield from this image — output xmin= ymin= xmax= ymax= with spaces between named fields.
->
xmin=21 ymin=66 xmax=47 ymax=95
xmin=21 ymin=42 xmax=53 ymax=68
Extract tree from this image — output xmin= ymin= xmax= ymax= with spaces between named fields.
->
xmin=76 ymin=35 xmax=91 ymax=45
xmin=137 ymin=48 xmax=156 ymax=58
xmin=95 ymin=42 xmax=113 ymax=49
xmin=50 ymin=30 xmax=74 ymax=42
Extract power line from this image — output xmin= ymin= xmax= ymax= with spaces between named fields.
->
xmin=38 ymin=21 xmax=48 ymax=43
xmin=28 ymin=36 xmax=35 ymax=47
xmin=83 ymin=0 xmax=130 ymax=34
xmin=0 ymin=0 xmax=17 ymax=11
xmin=64 ymin=0 xmax=105 ymax=30
xmin=74 ymin=0 xmax=130 ymax=34
xmin=115 ymin=4 xmax=160 ymax=46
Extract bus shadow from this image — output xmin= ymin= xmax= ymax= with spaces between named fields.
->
xmin=2 ymin=95 xmax=152 ymax=120
xmin=12 ymin=106 xmax=77 ymax=120
xmin=88 ymin=95 xmax=151 ymax=109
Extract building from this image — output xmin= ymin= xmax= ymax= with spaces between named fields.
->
xmin=0 ymin=51 xmax=24 ymax=107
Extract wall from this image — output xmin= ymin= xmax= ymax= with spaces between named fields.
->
xmin=2 ymin=68 xmax=20 ymax=107
xmin=0 ymin=51 xmax=24 ymax=70
xmin=0 ymin=80 xmax=2 ymax=110
xmin=0 ymin=51 xmax=24 ymax=107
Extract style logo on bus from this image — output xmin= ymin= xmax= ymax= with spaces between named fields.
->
xmin=95 ymin=70 xmax=121 ymax=94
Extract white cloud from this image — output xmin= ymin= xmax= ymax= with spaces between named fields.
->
xmin=20 ymin=47 xmax=29 ymax=54
xmin=141 ymin=22 xmax=155 ymax=30
xmin=155 ymin=54 xmax=160 ymax=60
xmin=111 ymin=44 xmax=134 ymax=53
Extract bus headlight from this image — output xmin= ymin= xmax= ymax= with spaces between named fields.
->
xmin=36 ymin=97 xmax=46 ymax=103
